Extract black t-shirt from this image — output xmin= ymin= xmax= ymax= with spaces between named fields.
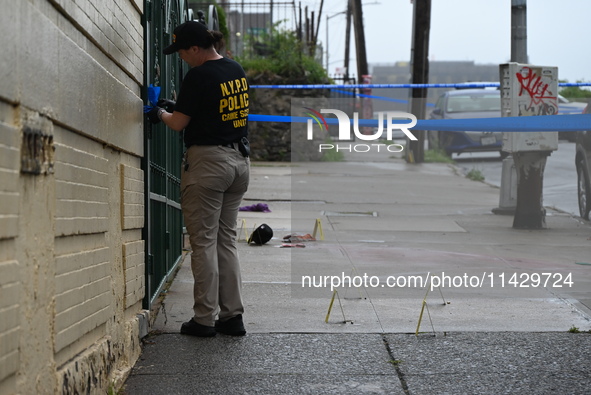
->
xmin=175 ymin=57 xmax=249 ymax=147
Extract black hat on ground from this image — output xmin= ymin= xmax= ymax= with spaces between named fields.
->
xmin=248 ymin=224 xmax=273 ymax=245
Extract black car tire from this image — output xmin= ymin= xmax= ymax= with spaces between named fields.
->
xmin=576 ymin=158 xmax=591 ymax=220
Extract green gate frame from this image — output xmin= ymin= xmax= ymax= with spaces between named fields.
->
xmin=142 ymin=0 xmax=192 ymax=308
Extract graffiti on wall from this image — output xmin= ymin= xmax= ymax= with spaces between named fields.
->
xmin=515 ymin=66 xmax=558 ymax=116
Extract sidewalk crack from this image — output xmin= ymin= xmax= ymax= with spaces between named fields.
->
xmin=382 ymin=334 xmax=411 ymax=395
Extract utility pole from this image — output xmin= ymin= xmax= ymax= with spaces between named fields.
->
xmin=406 ymin=0 xmax=431 ymax=163
xmin=344 ymin=0 xmax=352 ymax=80
xmin=509 ymin=0 xmax=552 ymax=229
xmin=494 ymin=0 xmax=528 ymax=215
xmin=497 ymin=0 xmax=555 ymax=229
xmin=350 ymin=0 xmax=368 ymax=79
xmin=511 ymin=0 xmax=528 ymax=64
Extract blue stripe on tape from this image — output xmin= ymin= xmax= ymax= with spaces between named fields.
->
xmin=250 ymin=82 xmax=591 ymax=89
xmin=248 ymin=113 xmax=591 ymax=132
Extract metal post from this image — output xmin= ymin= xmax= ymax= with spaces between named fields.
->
xmin=511 ymin=0 xmax=528 ymax=63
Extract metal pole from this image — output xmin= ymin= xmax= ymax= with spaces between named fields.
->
xmin=511 ymin=0 xmax=528 ymax=63
xmin=495 ymin=0 xmax=529 ymax=215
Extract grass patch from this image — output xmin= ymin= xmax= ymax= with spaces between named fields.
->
xmin=568 ymin=325 xmax=591 ymax=334
xmin=321 ymin=148 xmax=344 ymax=162
xmin=466 ymin=169 xmax=485 ymax=182
xmin=320 ymin=139 xmax=344 ymax=162
xmin=424 ymin=149 xmax=455 ymax=164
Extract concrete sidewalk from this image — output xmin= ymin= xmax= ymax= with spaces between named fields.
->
xmin=124 ymin=150 xmax=591 ymax=394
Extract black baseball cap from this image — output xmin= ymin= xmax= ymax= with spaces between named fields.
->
xmin=163 ymin=21 xmax=209 ymax=55
xmin=248 ymin=224 xmax=273 ymax=245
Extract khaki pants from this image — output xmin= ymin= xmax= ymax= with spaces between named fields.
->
xmin=181 ymin=144 xmax=249 ymax=327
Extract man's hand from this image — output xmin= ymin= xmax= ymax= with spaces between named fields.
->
xmin=147 ymin=106 xmax=164 ymax=124
xmin=157 ymin=99 xmax=176 ymax=113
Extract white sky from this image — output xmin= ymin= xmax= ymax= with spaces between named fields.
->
xmin=305 ymin=0 xmax=590 ymax=82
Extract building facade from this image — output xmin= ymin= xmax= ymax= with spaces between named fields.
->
xmin=0 ymin=0 xmax=149 ymax=393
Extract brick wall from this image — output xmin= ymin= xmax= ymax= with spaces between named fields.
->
xmin=0 ymin=1 xmax=147 ymax=393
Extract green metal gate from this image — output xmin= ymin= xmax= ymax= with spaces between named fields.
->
xmin=143 ymin=0 xmax=192 ymax=307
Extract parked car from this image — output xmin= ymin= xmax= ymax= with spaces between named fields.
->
xmin=557 ymin=95 xmax=588 ymax=142
xmin=558 ymin=95 xmax=587 ymax=115
xmin=428 ymin=89 xmax=504 ymax=157
xmin=575 ymin=104 xmax=591 ymax=219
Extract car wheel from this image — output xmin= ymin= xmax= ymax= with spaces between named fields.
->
xmin=576 ymin=158 xmax=591 ymax=220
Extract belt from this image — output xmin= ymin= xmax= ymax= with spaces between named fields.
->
xmin=221 ymin=142 xmax=237 ymax=149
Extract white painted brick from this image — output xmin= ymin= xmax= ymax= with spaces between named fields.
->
xmin=0 ymin=145 xmax=19 ymax=171
xmin=0 ymin=193 xmax=19 ymax=217
xmin=123 ymin=190 xmax=144 ymax=205
xmin=55 ymin=262 xmax=109 ymax=294
xmin=0 ymin=169 xmax=19 ymax=197
xmin=0 ymin=259 xmax=19 ymax=290
xmin=55 ymin=302 xmax=110 ymax=353
xmin=55 ymin=261 xmax=109 ymax=294
xmin=54 ymin=162 xmax=108 ymax=190
xmin=0 ymin=121 xmax=19 ymax=148
xmin=123 ymin=240 xmax=143 ymax=256
xmin=0 ymin=119 xmax=20 ymax=240
xmin=55 ymin=181 xmax=108 ymax=203
xmin=0 ymin=282 xmax=19 ymax=314
xmin=121 ymin=164 xmax=145 ymax=230
xmin=55 ymin=277 xmax=110 ymax=313
xmin=123 ymin=177 xmax=144 ymax=192
xmin=55 ymin=292 xmax=110 ymax=332
xmin=0 ymin=330 xmax=19 ymax=382
xmin=0 ymin=258 xmax=19 ymax=382
xmin=0 ymin=304 xmax=19 ymax=334
xmin=54 ymin=233 xmax=105 ymax=255
xmin=54 ymin=144 xmax=109 ymax=179
xmin=54 ymin=140 xmax=110 ymax=236
xmin=55 ymin=245 xmax=109 ymax=276
xmin=123 ymin=240 xmax=145 ymax=307
xmin=56 ymin=200 xmax=109 ymax=220
xmin=55 ymin=218 xmax=109 ymax=237
xmin=0 ymin=327 xmax=19 ymax=357
xmin=0 ymin=192 xmax=19 ymax=240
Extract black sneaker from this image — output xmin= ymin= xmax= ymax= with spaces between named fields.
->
xmin=180 ymin=318 xmax=216 ymax=337
xmin=215 ymin=314 xmax=246 ymax=336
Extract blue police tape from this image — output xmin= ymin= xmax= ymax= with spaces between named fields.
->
xmin=250 ymin=82 xmax=591 ymax=89
xmin=248 ymin=113 xmax=591 ymax=132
